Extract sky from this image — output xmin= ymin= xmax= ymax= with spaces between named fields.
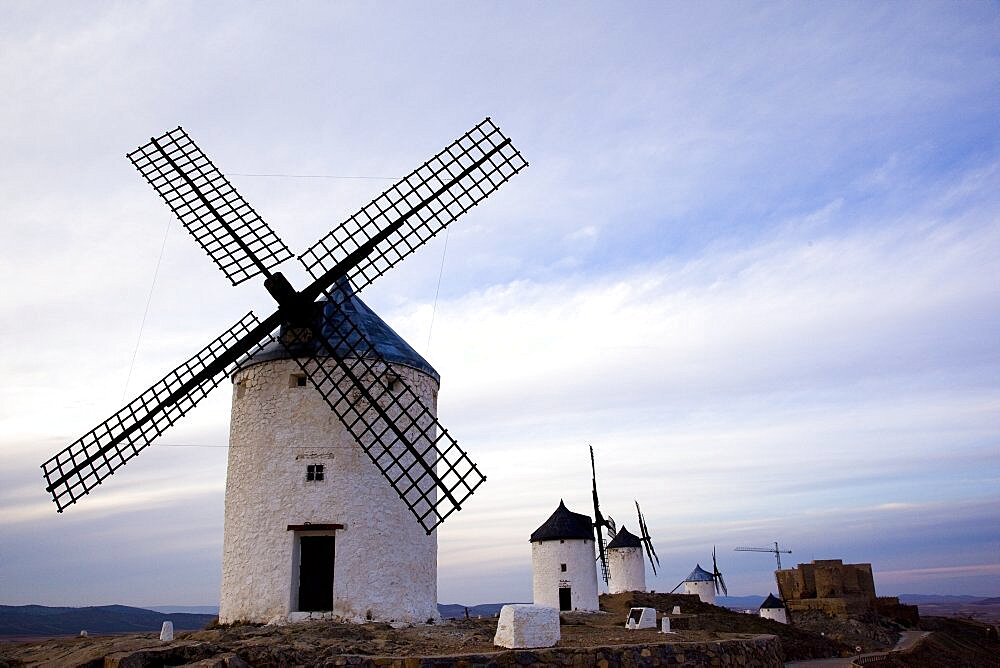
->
xmin=1 ymin=1 xmax=998 ymax=607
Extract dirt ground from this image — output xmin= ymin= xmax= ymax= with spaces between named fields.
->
xmin=0 ymin=593 xmax=846 ymax=667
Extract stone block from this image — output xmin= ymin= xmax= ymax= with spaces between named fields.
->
xmin=159 ymin=621 xmax=174 ymax=641
xmin=625 ymin=607 xmax=656 ymax=629
xmin=493 ymin=604 xmax=560 ymax=649
xmin=287 ymin=611 xmax=311 ymax=622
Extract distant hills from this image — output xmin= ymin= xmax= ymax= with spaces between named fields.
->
xmin=4 ymin=595 xmax=997 ymax=637
xmin=0 ymin=605 xmax=215 ymax=638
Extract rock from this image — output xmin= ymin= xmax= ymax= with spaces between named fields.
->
xmin=493 ymin=604 xmax=560 ymax=649
xmin=79 ymin=630 xmax=88 ymax=637
xmin=626 ymin=607 xmax=656 ymax=629
xmin=287 ymin=611 xmax=311 ymax=622
xmin=159 ymin=621 xmax=174 ymax=641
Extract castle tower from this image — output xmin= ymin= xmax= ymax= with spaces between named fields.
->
xmin=759 ymin=593 xmax=787 ymax=624
xmin=219 ymin=283 xmax=440 ymax=625
xmin=606 ymin=526 xmax=646 ymax=594
xmin=530 ymin=500 xmax=600 ymax=612
xmin=682 ymin=564 xmax=716 ymax=604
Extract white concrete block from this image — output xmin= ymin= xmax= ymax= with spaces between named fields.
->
xmin=287 ymin=611 xmax=311 ymax=622
xmin=660 ymin=617 xmax=674 ymax=634
xmin=626 ymin=607 xmax=656 ymax=630
xmin=159 ymin=621 xmax=174 ymax=642
xmin=671 ymin=605 xmax=681 ymax=614
xmin=493 ymin=604 xmax=560 ymax=649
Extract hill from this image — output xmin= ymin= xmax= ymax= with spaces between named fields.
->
xmin=0 ymin=605 xmax=215 ymax=638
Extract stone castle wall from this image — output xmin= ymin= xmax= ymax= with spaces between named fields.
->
xmin=776 ymin=559 xmax=877 ymax=618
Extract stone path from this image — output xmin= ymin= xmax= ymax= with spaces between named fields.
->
xmin=784 ymin=630 xmax=930 ymax=667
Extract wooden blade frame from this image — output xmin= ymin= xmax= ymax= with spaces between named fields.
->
xmin=280 ymin=287 xmax=485 ymax=533
xmin=129 ymin=127 xmax=294 ymax=285
xmin=41 ymin=312 xmax=276 ymax=510
xmin=299 ymin=117 xmax=527 ymax=294
xmin=636 ymin=500 xmax=660 ymax=575
xmin=590 ymin=445 xmax=611 ymax=585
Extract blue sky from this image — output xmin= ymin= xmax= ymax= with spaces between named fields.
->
xmin=0 ymin=2 xmax=997 ymax=606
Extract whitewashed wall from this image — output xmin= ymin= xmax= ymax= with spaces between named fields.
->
xmin=760 ymin=607 xmax=787 ymax=624
xmin=219 ymin=357 xmax=439 ymax=624
xmin=607 ymin=546 xmax=645 ymax=594
xmin=683 ymin=579 xmax=716 ymax=605
xmin=531 ymin=539 xmax=599 ymax=612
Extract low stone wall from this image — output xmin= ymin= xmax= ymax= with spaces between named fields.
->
xmin=324 ymin=635 xmax=783 ymax=667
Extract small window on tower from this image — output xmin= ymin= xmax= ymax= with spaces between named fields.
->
xmin=306 ymin=464 xmax=324 ymax=481
xmin=560 ymin=563 xmax=567 ymax=572
xmin=289 ymin=373 xmax=307 ymax=388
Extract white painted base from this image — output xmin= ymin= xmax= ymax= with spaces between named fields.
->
xmin=493 ymin=604 xmax=560 ymax=648
xmin=626 ymin=607 xmax=657 ymax=629
xmin=760 ymin=608 xmax=788 ymax=624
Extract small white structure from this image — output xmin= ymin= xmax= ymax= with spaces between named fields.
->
xmin=625 ymin=607 xmax=657 ymax=629
xmin=159 ymin=621 xmax=173 ymax=642
xmin=660 ymin=616 xmax=674 ymax=634
xmin=607 ymin=526 xmax=646 ymax=594
xmin=682 ymin=564 xmax=717 ymax=604
xmin=219 ymin=284 xmax=440 ymax=625
xmin=493 ymin=604 xmax=560 ymax=648
xmin=530 ymin=500 xmax=600 ymax=612
xmin=759 ymin=593 xmax=787 ymax=624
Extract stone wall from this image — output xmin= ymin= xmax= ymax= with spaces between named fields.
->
xmin=319 ymin=635 xmax=784 ymax=667
xmin=776 ymin=560 xmax=876 ymax=618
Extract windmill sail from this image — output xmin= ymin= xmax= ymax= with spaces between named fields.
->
xmin=299 ymin=118 xmax=527 ymax=297
xmin=41 ymin=312 xmax=275 ymax=510
xmin=128 ymin=128 xmax=293 ymax=285
xmin=281 ymin=284 xmax=485 ymax=533
xmin=590 ymin=445 xmax=612 ymax=585
xmin=635 ymin=499 xmax=660 ymax=575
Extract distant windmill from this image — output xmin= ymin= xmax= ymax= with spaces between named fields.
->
xmin=735 ymin=542 xmax=792 ymax=570
xmin=589 ymin=445 xmax=616 ymax=585
xmin=634 ymin=500 xmax=660 ymax=576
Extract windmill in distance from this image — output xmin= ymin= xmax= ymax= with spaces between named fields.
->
xmin=39 ymin=120 xmax=528 ymax=624
xmin=589 ymin=444 xmax=616 ymax=586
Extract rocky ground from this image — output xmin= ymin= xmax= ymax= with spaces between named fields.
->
xmin=0 ymin=592 xmax=907 ymax=667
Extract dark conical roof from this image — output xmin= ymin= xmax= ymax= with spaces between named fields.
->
xmin=760 ymin=593 xmax=784 ymax=609
xmin=685 ymin=564 xmax=715 ymax=582
xmin=607 ymin=526 xmax=642 ymax=549
xmin=529 ymin=500 xmax=595 ymax=542
xmin=243 ymin=280 xmax=438 ymax=381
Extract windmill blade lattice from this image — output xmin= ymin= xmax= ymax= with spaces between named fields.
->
xmin=635 ymin=500 xmax=660 ymax=575
xmin=280 ymin=287 xmax=486 ymax=533
xmin=41 ymin=312 xmax=274 ymax=511
xmin=128 ymin=127 xmax=294 ymax=285
xmin=299 ymin=118 xmax=527 ymax=296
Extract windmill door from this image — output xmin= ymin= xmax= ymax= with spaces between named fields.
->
xmin=298 ymin=535 xmax=335 ymax=611
xmin=558 ymin=587 xmax=572 ymax=611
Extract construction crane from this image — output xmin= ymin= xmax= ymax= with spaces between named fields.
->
xmin=734 ymin=542 xmax=792 ymax=570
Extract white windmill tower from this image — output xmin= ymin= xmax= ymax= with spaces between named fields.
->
xmin=531 ymin=500 xmax=600 ymax=612
xmin=759 ymin=593 xmax=788 ymax=624
xmin=676 ymin=548 xmax=728 ymax=605
xmin=606 ymin=500 xmax=660 ymax=594
xmin=38 ymin=121 xmax=527 ymax=626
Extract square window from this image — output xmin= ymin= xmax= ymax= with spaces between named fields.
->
xmin=306 ymin=464 xmax=324 ymax=481
xmin=289 ymin=374 xmax=307 ymax=388
xmin=560 ymin=563 xmax=567 ymax=572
